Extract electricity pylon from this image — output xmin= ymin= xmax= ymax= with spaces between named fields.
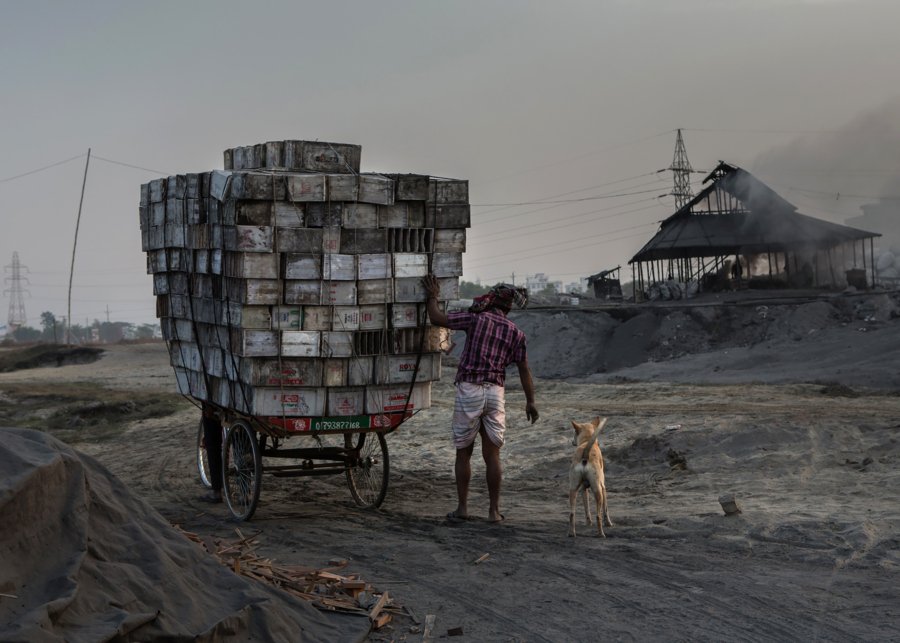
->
xmin=670 ymin=128 xmax=694 ymax=210
xmin=4 ymin=252 xmax=29 ymax=332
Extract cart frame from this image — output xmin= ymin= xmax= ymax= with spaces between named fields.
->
xmin=198 ymin=408 xmax=413 ymax=521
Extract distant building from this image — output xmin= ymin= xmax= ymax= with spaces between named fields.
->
xmin=526 ymin=273 xmax=550 ymax=293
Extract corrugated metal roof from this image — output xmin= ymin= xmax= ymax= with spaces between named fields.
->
xmin=630 ymin=162 xmax=879 ymax=263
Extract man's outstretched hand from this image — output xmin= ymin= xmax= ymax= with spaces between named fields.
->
xmin=526 ymin=403 xmax=539 ymax=424
xmin=422 ymin=274 xmax=440 ymax=298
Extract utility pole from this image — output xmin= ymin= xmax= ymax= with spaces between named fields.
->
xmin=670 ymin=129 xmax=694 ymax=210
xmin=106 ymin=304 xmax=110 ymax=323
xmin=4 ymin=252 xmax=29 ymax=334
xmin=67 ymin=148 xmax=91 ymax=346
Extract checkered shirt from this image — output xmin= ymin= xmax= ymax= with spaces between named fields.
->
xmin=446 ymin=310 xmax=527 ymax=386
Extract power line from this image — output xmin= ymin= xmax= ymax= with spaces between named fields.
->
xmin=92 ymin=155 xmax=172 ymax=176
xmin=481 ymin=130 xmax=676 ymax=185
xmin=682 ymin=127 xmax=839 ymax=135
xmin=465 ymin=227 xmax=653 ymax=274
xmin=465 ymin=220 xmax=659 ymax=268
xmin=471 ymin=186 xmax=669 ymax=207
xmin=469 ymin=199 xmax=663 ymax=245
xmin=0 ymin=154 xmax=86 ymax=184
xmin=474 ymin=170 xmax=667 ymax=216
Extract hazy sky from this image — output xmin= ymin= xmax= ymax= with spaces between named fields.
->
xmin=2 ymin=0 xmax=899 ymax=326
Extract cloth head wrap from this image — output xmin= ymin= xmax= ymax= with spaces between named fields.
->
xmin=468 ymin=283 xmax=528 ymax=313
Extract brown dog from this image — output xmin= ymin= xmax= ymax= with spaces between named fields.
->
xmin=568 ymin=417 xmax=612 ymax=537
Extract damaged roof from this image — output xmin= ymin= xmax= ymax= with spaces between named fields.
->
xmin=629 ymin=161 xmax=879 ymax=263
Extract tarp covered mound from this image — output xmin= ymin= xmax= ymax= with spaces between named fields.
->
xmin=0 ymin=427 xmax=368 ymax=643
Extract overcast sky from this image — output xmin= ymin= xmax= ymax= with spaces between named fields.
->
xmin=2 ymin=0 xmax=899 ymax=326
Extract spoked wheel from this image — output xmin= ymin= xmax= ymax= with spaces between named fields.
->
xmin=344 ymin=431 xmax=389 ymax=508
xmin=223 ymin=420 xmax=262 ymax=521
xmin=197 ymin=419 xmax=212 ymax=489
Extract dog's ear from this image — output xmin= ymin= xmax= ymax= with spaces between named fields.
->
xmin=591 ymin=416 xmax=601 ymax=427
xmin=571 ymin=420 xmax=580 ymax=432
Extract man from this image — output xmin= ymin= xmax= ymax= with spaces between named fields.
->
xmin=200 ymin=403 xmax=224 ymax=503
xmin=422 ymin=275 xmax=539 ymax=523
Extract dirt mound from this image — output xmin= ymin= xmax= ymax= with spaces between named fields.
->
xmin=504 ymin=292 xmax=900 ymax=389
xmin=0 ymin=427 xmax=368 ymax=642
xmin=0 ymin=345 xmax=103 ymax=372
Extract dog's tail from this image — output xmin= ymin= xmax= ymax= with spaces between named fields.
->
xmin=581 ymin=418 xmax=607 ymax=462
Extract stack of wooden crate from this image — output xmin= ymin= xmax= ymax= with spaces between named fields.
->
xmin=139 ymin=140 xmax=467 ymax=429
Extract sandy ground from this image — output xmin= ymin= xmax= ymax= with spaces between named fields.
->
xmin=2 ymin=294 xmax=900 ymax=641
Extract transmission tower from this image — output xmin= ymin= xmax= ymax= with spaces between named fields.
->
xmin=669 ymin=128 xmax=694 ymax=210
xmin=4 ymin=251 xmax=30 ymax=332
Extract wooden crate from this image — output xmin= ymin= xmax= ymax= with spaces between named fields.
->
xmin=387 ymin=228 xmax=433 ymax=253
xmin=431 ymin=252 xmax=463 ymax=278
xmin=332 ymin=306 xmax=360 ymax=331
xmin=231 ymin=226 xmax=274 ymax=253
xmin=231 ymin=173 xmax=288 ymax=201
xmin=302 ymin=306 xmax=333 ymax=331
xmin=327 ymin=174 xmax=359 ymax=201
xmin=220 ymin=303 xmax=272 ymax=329
xmin=432 ymin=229 xmax=466 ymax=253
xmin=390 ymin=303 xmax=420 ymax=328
xmin=342 ymin=203 xmax=378 ymax=228
xmin=323 ymin=281 xmax=357 ymax=306
xmin=232 ymin=329 xmax=280 ymax=357
xmin=283 ymin=141 xmax=361 ymax=174
xmin=225 ymin=278 xmax=281 ymax=305
xmin=323 ymin=359 xmax=347 ymax=387
xmin=340 ymin=229 xmax=387 ymax=254
xmin=377 ymin=354 xmax=440 ymax=384
xmin=327 ymin=387 xmax=365 ymax=415
xmin=277 ymin=228 xmax=324 ymax=253
xmin=365 ymin=382 xmax=431 ymax=413
xmin=348 ymin=356 xmax=375 ymax=386
xmin=377 ymin=203 xmax=408 ymax=228
xmin=428 ymin=179 xmax=469 ymax=204
xmin=305 ymin=202 xmax=342 ymax=228
xmin=284 ymin=280 xmax=322 ymax=305
xmin=358 ymin=174 xmax=395 ymax=205
xmin=357 ymin=279 xmax=392 ymax=304
xmin=358 ymin=254 xmax=392 ymax=280
xmin=393 ymin=277 xmax=426 ymax=302
xmin=394 ymin=174 xmax=430 ymax=201
xmin=240 ymin=358 xmax=323 ymax=387
xmin=235 ymin=201 xmax=273 ymax=226
xmin=224 ymin=252 xmax=279 ymax=279
xmin=285 ymin=174 xmax=327 ymax=202
xmin=284 ymin=254 xmax=322 ymax=280
xmin=251 ymin=387 xmax=326 ymax=417
xmin=322 ymin=254 xmax=357 ymax=280
xmin=271 ymin=305 xmax=302 ymax=330
xmin=281 ymin=330 xmax=321 ymax=357
xmin=322 ymin=331 xmax=354 ymax=357
xmin=426 ymin=204 xmax=470 ymax=229
xmin=393 ymin=253 xmax=428 ymax=278
xmin=358 ymin=305 xmax=387 ymax=330
xmin=274 ymin=202 xmax=305 ymax=227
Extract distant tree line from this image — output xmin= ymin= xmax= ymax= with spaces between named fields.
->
xmin=2 ymin=311 xmax=159 ymax=345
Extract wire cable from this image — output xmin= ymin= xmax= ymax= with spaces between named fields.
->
xmin=0 ymin=154 xmax=86 ymax=184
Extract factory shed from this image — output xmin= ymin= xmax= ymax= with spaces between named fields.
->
xmin=629 ymin=161 xmax=880 ymax=300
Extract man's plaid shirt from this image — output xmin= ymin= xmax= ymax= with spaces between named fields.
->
xmin=446 ymin=309 xmax=527 ymax=387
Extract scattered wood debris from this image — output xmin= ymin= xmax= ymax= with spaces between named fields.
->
xmin=176 ymin=526 xmax=400 ymax=630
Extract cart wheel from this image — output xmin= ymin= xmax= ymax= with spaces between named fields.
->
xmin=223 ymin=420 xmax=262 ymax=521
xmin=197 ymin=419 xmax=212 ymax=489
xmin=345 ymin=432 xmax=389 ymax=508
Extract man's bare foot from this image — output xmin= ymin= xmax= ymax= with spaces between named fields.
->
xmin=488 ymin=512 xmax=505 ymax=523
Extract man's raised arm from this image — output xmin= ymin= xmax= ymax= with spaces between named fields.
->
xmin=422 ymin=274 xmax=450 ymax=327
